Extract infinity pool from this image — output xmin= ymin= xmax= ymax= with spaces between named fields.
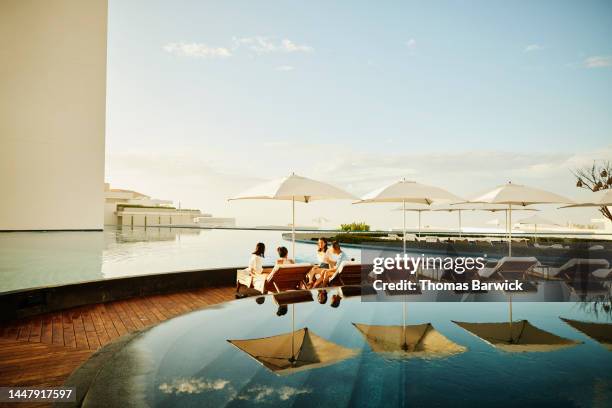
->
xmin=0 ymin=228 xmax=359 ymax=293
xmin=73 ymin=297 xmax=612 ymax=407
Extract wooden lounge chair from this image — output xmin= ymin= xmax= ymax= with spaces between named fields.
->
xmin=327 ymin=262 xmax=369 ymax=286
xmin=254 ymin=263 xmax=312 ymax=294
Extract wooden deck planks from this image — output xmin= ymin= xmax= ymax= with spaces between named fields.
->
xmin=0 ymin=285 xmax=235 ymax=393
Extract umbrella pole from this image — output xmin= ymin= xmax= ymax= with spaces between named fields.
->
xmin=291 ymin=304 xmax=295 ymax=362
xmin=292 ymin=196 xmax=296 ymax=260
xmin=402 ymin=298 xmax=407 ymax=350
xmin=508 ymin=204 xmax=512 ymax=256
xmin=458 ymin=210 xmax=462 ymax=238
xmin=402 ymin=199 xmax=406 ymax=254
xmin=508 ymin=294 xmax=513 ymax=343
xmin=418 ymin=211 xmax=422 ymax=238
xmin=534 ymin=224 xmax=538 ymax=243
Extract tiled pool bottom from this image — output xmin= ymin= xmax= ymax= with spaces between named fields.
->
xmin=70 ymin=298 xmax=611 ymax=408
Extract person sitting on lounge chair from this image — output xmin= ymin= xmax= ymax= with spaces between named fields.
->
xmin=236 ymin=242 xmax=266 ymax=295
xmin=312 ymin=241 xmax=350 ymax=288
xmin=276 ymin=246 xmax=295 ymax=265
xmin=306 ymin=238 xmax=333 ymax=285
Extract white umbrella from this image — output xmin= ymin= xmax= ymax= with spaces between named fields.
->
xmin=517 ymin=214 xmax=559 ymax=242
xmin=229 ymin=173 xmax=356 ymax=258
xmin=468 ymin=182 xmax=574 ymax=255
xmin=312 ymin=216 xmax=330 ymax=227
xmin=432 ymin=204 xmax=538 ymax=238
xmin=355 ymin=179 xmax=462 ymax=253
xmin=391 ymin=204 xmax=431 ymax=238
xmin=559 ymin=189 xmax=612 ymax=208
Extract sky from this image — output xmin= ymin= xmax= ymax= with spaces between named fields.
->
xmin=105 ymin=0 xmax=612 ymax=229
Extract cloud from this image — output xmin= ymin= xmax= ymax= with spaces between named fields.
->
xmin=159 ymin=378 xmax=230 ymax=394
xmin=233 ymin=36 xmax=313 ymax=54
xmin=406 ymin=38 xmax=417 ymax=56
xmin=106 ymin=144 xmax=612 ymax=228
xmin=524 ymin=44 xmax=543 ymax=52
xmin=163 ymin=42 xmax=232 ymax=58
xmin=584 ymin=55 xmax=612 ymax=68
xmin=236 ymin=386 xmax=311 ymax=402
xmin=275 ymin=65 xmax=295 ymax=71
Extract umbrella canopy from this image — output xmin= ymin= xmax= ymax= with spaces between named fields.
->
xmin=230 ymin=173 xmax=356 ymax=203
xmin=229 ymin=173 xmax=356 ymax=257
xmin=353 ymin=323 xmax=466 ymax=358
xmin=469 ymin=182 xmax=574 ymax=206
xmin=355 ymin=179 xmax=462 ymax=250
xmin=560 ymin=189 xmax=612 ymax=208
xmin=453 ymin=320 xmax=581 ymax=352
xmin=560 ymin=317 xmax=612 ymax=351
xmin=467 ymin=182 xmax=574 ymax=255
xmin=516 ymin=214 xmax=558 ymax=241
xmin=517 ymin=214 xmax=558 ymax=226
xmin=357 ymin=179 xmax=462 ymax=204
xmin=227 ymin=328 xmax=358 ymax=375
xmin=430 ymin=204 xmax=539 ymax=238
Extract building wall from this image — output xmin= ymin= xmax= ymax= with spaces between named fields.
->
xmin=0 ymin=0 xmax=108 ymax=230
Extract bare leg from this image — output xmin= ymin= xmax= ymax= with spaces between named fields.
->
xmin=307 ymin=267 xmax=321 ymax=284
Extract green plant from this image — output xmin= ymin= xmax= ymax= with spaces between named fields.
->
xmin=339 ymin=222 xmax=371 ymax=232
xmin=573 ymin=161 xmax=612 ymax=222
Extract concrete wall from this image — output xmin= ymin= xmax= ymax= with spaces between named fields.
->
xmin=0 ymin=0 xmax=108 ymax=230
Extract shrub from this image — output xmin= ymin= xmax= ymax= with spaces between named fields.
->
xmin=339 ymin=222 xmax=371 ymax=232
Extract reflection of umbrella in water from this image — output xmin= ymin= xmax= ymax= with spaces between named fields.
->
xmin=453 ymin=320 xmax=581 ymax=352
xmin=353 ymin=322 xmax=466 ymax=358
xmin=560 ymin=317 xmax=612 ymax=351
xmin=227 ymin=327 xmax=358 ymax=375
xmin=227 ymin=290 xmax=357 ymax=375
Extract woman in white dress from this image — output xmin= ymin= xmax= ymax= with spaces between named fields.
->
xmin=236 ymin=242 xmax=266 ymax=296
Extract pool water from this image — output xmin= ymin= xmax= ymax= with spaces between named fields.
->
xmin=0 ymin=228 xmax=359 ymax=293
xmin=78 ymin=297 xmax=612 ymax=407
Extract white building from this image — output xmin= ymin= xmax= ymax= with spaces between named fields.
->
xmin=104 ymin=184 xmax=207 ymax=227
xmin=0 ymin=0 xmax=107 ymax=231
xmin=104 ymin=184 xmax=235 ymax=228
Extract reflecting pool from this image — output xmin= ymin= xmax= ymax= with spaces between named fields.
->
xmin=0 ymin=227 xmax=358 ymax=293
xmin=75 ymin=296 xmax=612 ymax=407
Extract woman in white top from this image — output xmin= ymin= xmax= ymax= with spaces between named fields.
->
xmin=316 ymin=238 xmax=332 ymax=267
xmin=307 ymin=238 xmax=333 ymax=286
xmin=313 ymin=241 xmax=351 ymax=288
xmin=236 ymin=242 xmax=266 ymax=295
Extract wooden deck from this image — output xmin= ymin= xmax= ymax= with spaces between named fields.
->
xmin=0 ymin=285 xmax=235 ymax=402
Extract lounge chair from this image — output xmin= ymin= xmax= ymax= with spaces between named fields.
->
xmin=254 ymin=263 xmax=312 ymax=294
xmin=477 ymin=257 xmax=539 ymax=280
xmin=327 ymin=262 xmax=369 ymax=286
xmin=530 ymin=258 xmax=609 ymax=280
xmin=592 ymin=268 xmax=612 ymax=280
